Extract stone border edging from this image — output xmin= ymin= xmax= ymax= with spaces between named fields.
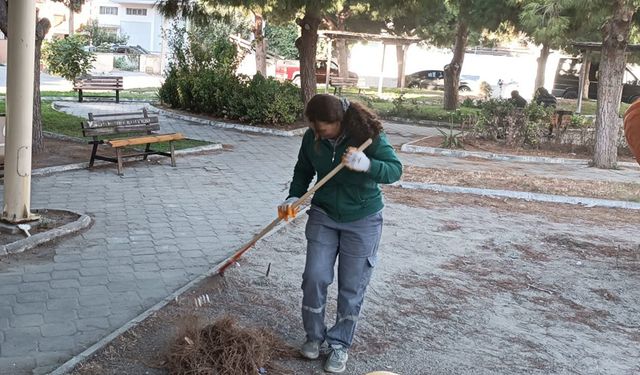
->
xmin=401 ymin=137 xmax=640 ymax=169
xmin=48 ymin=207 xmax=306 ymax=375
xmin=1 ymin=145 xmax=223 ymax=180
xmin=149 ymin=105 xmax=307 ymax=137
xmin=0 ymin=211 xmax=92 ymax=256
xmin=394 ymin=181 xmax=640 ymax=210
xmin=382 ymin=116 xmax=453 ymax=128
xmin=43 ymin=96 xmax=155 ymax=103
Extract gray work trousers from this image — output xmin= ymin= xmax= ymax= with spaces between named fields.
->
xmin=301 ymin=207 xmax=383 ymax=348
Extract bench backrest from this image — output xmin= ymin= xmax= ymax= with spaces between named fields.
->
xmin=82 ymin=109 xmax=159 ymax=137
xmin=330 ymin=77 xmax=358 ymax=84
xmin=74 ymin=76 xmax=124 ymax=89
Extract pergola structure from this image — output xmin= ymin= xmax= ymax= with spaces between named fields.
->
xmin=318 ymin=30 xmax=421 ymax=95
xmin=571 ymin=42 xmax=640 ymax=113
xmin=2 ymin=0 xmax=37 ymax=223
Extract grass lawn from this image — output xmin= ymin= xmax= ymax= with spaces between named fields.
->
xmin=1 ymin=87 xmax=159 ymax=101
xmin=0 ymin=101 xmax=209 ymax=152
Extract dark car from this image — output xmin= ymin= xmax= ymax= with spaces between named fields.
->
xmin=552 ymin=57 xmax=640 ymax=103
xmin=406 ymin=70 xmax=471 ymax=91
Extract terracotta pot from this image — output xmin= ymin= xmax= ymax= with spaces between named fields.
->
xmin=623 ymin=100 xmax=640 ymax=165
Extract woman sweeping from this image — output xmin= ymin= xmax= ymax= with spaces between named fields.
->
xmin=278 ymin=94 xmax=403 ymax=373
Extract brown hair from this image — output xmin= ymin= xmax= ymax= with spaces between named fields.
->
xmin=305 ymin=94 xmax=383 ymax=146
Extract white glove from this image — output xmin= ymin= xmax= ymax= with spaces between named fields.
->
xmin=344 ymin=149 xmax=371 ymax=172
xmin=278 ymin=197 xmax=299 ymax=220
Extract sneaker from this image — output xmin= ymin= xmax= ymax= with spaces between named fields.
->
xmin=324 ymin=344 xmax=348 ymax=373
xmin=300 ymin=340 xmax=321 ymax=359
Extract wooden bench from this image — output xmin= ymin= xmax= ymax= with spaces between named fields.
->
xmin=81 ymin=109 xmax=185 ymax=175
xmin=330 ymin=77 xmax=364 ymax=95
xmin=74 ymin=76 xmax=124 ymax=103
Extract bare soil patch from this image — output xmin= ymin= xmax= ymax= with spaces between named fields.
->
xmin=412 ymin=135 xmax=636 ymax=163
xmin=66 ymin=188 xmax=640 ymax=375
xmin=402 ymin=164 xmax=640 ymax=202
xmin=0 ymin=209 xmax=80 ymax=247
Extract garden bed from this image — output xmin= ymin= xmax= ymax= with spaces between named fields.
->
xmin=410 ymin=135 xmax=636 ymax=163
xmin=402 ymin=165 xmax=640 ymax=202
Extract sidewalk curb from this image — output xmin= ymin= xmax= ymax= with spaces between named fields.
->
xmin=0 ymin=211 xmax=92 ymax=256
xmin=401 ymin=138 xmax=640 ymax=169
xmin=149 ymin=105 xmax=307 ymax=137
xmin=383 ymin=116 xmax=453 ymax=128
xmin=1 ymin=144 xmax=223 ymax=180
xmin=48 ymin=208 xmax=304 ymax=375
xmin=394 ymin=181 xmax=640 ymax=210
xmin=41 ymin=96 xmax=156 ymax=103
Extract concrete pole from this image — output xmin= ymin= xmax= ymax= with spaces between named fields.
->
xmin=576 ymin=50 xmax=589 ymax=114
xmin=2 ymin=0 xmax=37 ymax=223
xmin=377 ymin=43 xmax=387 ymax=96
xmin=324 ymin=37 xmax=332 ymax=94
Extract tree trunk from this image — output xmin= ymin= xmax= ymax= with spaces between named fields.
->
xmin=33 ymin=18 xmax=51 ymax=154
xmin=296 ymin=10 xmax=321 ymax=106
xmin=582 ymin=58 xmax=591 ymax=99
xmin=533 ymin=43 xmax=550 ymax=94
xmin=253 ymin=12 xmax=267 ymax=77
xmin=593 ymin=1 xmax=635 ymax=169
xmin=396 ymin=44 xmax=408 ymax=88
xmin=444 ymin=18 xmax=468 ymax=110
xmin=68 ymin=8 xmax=74 ymax=35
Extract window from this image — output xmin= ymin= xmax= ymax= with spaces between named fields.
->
xmin=126 ymin=8 xmax=147 ymax=16
xmin=99 ymin=6 xmax=118 ymax=15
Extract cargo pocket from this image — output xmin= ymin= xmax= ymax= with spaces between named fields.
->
xmin=367 ymin=256 xmax=377 ymax=268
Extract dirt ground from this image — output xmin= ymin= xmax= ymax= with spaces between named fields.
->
xmin=402 ymin=165 xmax=640 ymax=202
xmin=411 ymin=135 xmax=637 ymax=163
xmin=69 ymin=187 xmax=640 ymax=375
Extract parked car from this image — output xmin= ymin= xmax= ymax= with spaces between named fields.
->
xmin=275 ymin=59 xmax=358 ymax=85
xmin=406 ymin=70 xmax=471 ymax=91
xmin=552 ymin=57 xmax=640 ymax=103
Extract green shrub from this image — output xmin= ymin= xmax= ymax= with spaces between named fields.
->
xmin=241 ymin=75 xmax=303 ymax=125
xmin=159 ymin=23 xmax=302 ymax=126
xmin=473 ymin=99 xmax=553 ymax=147
xmin=42 ymin=35 xmax=95 ymax=81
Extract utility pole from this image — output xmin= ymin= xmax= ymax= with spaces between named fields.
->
xmin=2 ymin=0 xmax=37 ymax=223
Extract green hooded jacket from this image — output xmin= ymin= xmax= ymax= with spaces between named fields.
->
xmin=288 ymin=129 xmax=403 ymax=223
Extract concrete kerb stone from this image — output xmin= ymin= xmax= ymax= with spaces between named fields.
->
xmin=401 ymin=136 xmax=640 ymax=169
xmin=41 ymin=96 xmax=155 ymax=103
xmin=48 ymin=207 xmax=305 ymax=375
xmin=0 ymin=211 xmax=92 ymax=256
xmin=383 ymin=116 xmax=452 ymax=128
xmin=148 ymin=105 xmax=308 ymax=137
xmin=395 ymin=181 xmax=640 ymax=210
xmin=0 ymin=143 xmax=223 ymax=180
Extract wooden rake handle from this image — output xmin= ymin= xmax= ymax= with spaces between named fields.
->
xmin=218 ymin=138 xmax=373 ymax=275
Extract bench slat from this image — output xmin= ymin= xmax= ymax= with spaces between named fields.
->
xmin=108 ymin=133 xmax=185 ymax=148
xmin=85 ymin=117 xmax=158 ymax=129
xmin=83 ymin=123 xmax=160 ymax=137
xmin=90 ymin=111 xmax=148 ymax=118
